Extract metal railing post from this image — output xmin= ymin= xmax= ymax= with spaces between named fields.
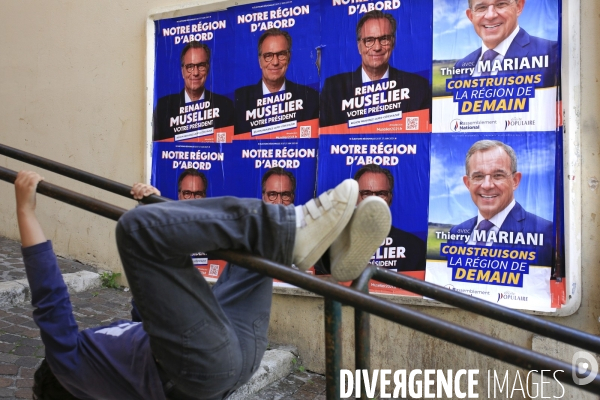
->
xmin=325 ymin=298 xmax=342 ymax=400
xmin=351 ymin=267 xmax=376 ymax=400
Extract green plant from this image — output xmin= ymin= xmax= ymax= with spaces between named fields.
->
xmin=291 ymin=357 xmax=306 ymax=372
xmin=100 ymin=272 xmax=121 ymax=289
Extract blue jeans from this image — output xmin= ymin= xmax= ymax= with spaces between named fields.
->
xmin=115 ymin=197 xmax=296 ymax=399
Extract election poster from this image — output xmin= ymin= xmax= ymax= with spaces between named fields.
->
xmin=319 ymin=0 xmax=432 ymax=134
xmin=315 ymin=0 xmax=432 ymax=294
xmin=425 ymin=132 xmax=557 ymax=311
xmin=232 ymin=0 xmax=320 ymax=140
xmin=431 ymin=0 xmax=561 ymax=133
xmin=153 ymin=11 xmax=235 ymax=143
xmin=151 ymin=142 xmax=230 ymax=280
xmin=316 ymin=134 xmax=430 ymax=295
xmin=226 ymin=0 xmax=320 ymax=205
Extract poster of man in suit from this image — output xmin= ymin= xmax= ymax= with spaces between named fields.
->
xmin=431 ymin=0 xmax=561 ymax=133
xmin=152 ymin=11 xmax=235 ymax=143
xmin=425 ymin=132 xmax=557 ymax=311
xmin=319 ymin=2 xmax=433 ymax=134
xmin=232 ymin=0 xmax=320 ymax=140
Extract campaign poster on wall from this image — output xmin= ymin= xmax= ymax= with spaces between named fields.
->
xmin=153 ymin=11 xmax=235 ymax=143
xmin=223 ymin=140 xmax=318 ymax=205
xmin=231 ymin=0 xmax=320 ymax=140
xmin=318 ymin=0 xmax=433 ymax=134
xmin=431 ymin=0 xmax=561 ymax=133
xmin=151 ymin=142 xmax=230 ymax=280
xmin=316 ymin=133 xmax=430 ymax=295
xmin=425 ymin=132 xmax=557 ymax=311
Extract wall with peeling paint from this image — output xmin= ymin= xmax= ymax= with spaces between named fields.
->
xmin=0 ymin=1 xmax=597 ymax=398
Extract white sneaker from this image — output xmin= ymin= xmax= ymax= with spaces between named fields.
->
xmin=329 ymin=196 xmax=391 ymax=282
xmin=293 ymin=179 xmax=358 ymax=271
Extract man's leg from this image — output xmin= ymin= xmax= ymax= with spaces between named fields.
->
xmin=212 ymin=264 xmax=273 ymax=389
xmin=115 ymin=197 xmax=295 ymax=399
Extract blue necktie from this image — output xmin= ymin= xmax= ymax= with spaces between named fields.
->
xmin=479 ymin=49 xmax=499 ymax=76
xmin=476 ymin=219 xmax=494 ymax=246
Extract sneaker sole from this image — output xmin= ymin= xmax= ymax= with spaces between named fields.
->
xmin=295 ymin=182 xmax=359 ymax=271
xmin=330 ymin=197 xmax=391 ymax=282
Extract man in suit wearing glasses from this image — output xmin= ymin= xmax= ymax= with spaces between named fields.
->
xmin=153 ymin=41 xmax=234 ymax=141
xmin=354 ymin=164 xmax=426 ymax=271
xmin=261 ymin=167 xmax=296 ymax=206
xmin=320 ymin=11 xmax=431 ymax=129
xmin=234 ymin=29 xmax=319 ymax=136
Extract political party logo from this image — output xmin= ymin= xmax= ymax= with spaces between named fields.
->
xmin=505 ymin=117 xmax=536 ymax=130
xmin=497 ymin=291 xmax=528 ymax=303
xmin=450 ymin=119 xmax=461 ymax=132
xmin=449 ymin=119 xmax=497 ymax=132
xmin=572 ymin=351 xmax=599 ymax=386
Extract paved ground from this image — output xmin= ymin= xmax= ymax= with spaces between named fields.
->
xmin=247 ymin=369 xmax=326 ymax=400
xmin=0 ymin=235 xmax=326 ymax=399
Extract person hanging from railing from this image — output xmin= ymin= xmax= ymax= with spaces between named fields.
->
xmin=14 ymin=170 xmax=390 ymax=400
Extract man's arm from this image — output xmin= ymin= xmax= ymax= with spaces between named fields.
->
xmin=15 ymin=171 xmax=81 ymax=372
xmin=15 ymin=171 xmax=47 ymax=247
xmin=129 ymin=182 xmax=161 ymax=323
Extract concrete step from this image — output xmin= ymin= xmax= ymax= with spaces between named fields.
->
xmin=0 ymin=270 xmax=101 ymax=307
xmin=229 ymin=348 xmax=297 ymax=399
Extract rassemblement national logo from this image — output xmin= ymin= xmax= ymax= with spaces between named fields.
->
xmin=450 ymin=119 xmax=461 ymax=132
xmin=449 ymin=119 xmax=497 ymax=132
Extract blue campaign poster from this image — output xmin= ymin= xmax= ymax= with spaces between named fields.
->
xmin=151 ymin=142 xmax=230 ymax=200
xmin=425 ymin=131 xmax=557 ymax=311
xmin=319 ymin=0 xmax=433 ymax=134
xmin=153 ymin=11 xmax=235 ymax=143
xmin=317 ymin=133 xmax=430 ymax=272
xmin=223 ymin=139 xmax=318 ymax=205
xmin=231 ymin=0 xmax=320 ymax=139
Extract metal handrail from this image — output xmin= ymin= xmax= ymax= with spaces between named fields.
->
xmin=0 ymin=149 xmax=598 ymax=396
xmin=370 ymin=267 xmax=600 ymax=354
xmin=0 ymin=143 xmax=171 ymax=204
xmin=0 ymin=166 xmax=127 ymax=221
